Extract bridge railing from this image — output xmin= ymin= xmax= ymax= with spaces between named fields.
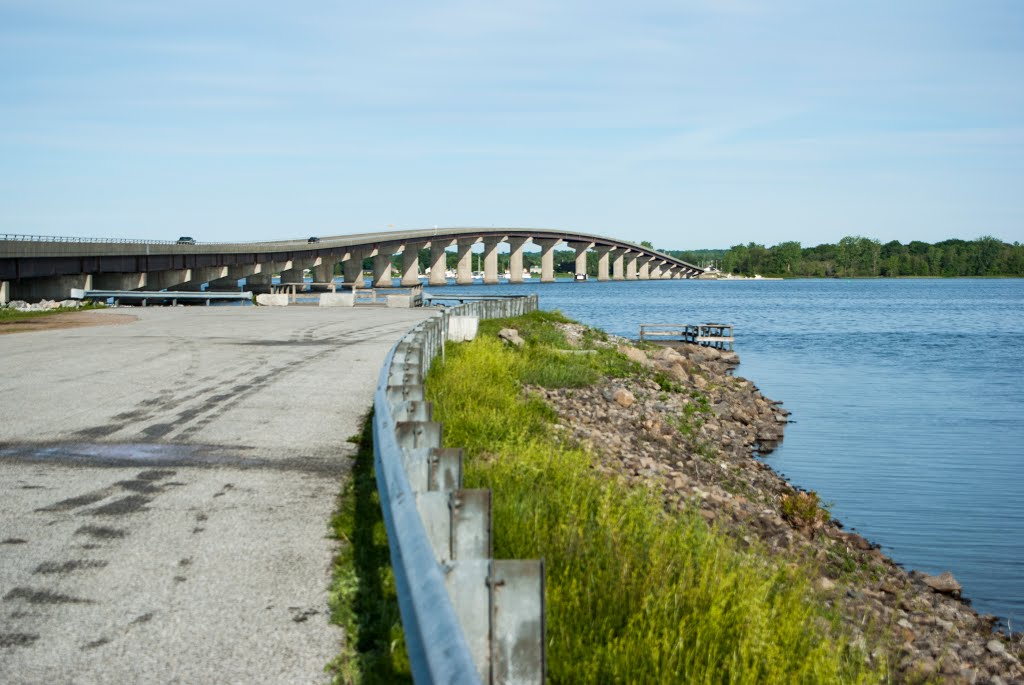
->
xmin=373 ymin=293 xmax=543 ymax=685
xmin=0 ymin=233 xmax=182 ymax=244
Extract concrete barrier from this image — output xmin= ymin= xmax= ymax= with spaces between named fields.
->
xmin=319 ymin=293 xmax=355 ymax=307
xmin=447 ymin=316 xmax=479 ymax=342
xmin=255 ymin=293 xmax=289 ymax=306
xmin=386 ymin=294 xmax=415 ymax=308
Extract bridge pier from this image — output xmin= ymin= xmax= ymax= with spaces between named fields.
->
xmin=456 ymin=238 xmax=475 ymax=285
xmin=342 ymin=252 xmax=365 ymax=288
xmin=313 ymin=257 xmax=340 ymax=290
xmin=567 ymin=241 xmax=593 ymax=280
xmin=177 ymin=266 xmax=231 ymax=292
xmin=246 ymin=273 xmax=274 ymax=294
xmin=650 ymin=261 xmax=663 ymax=280
xmin=612 ymin=249 xmax=626 ymax=280
xmin=9 ymin=274 xmax=92 ymax=301
xmin=207 ymin=264 xmax=256 ymax=291
xmin=143 ymin=269 xmax=192 ymax=291
xmin=93 ymin=272 xmax=148 ymax=291
xmin=595 ymin=246 xmax=612 ymax=281
xmin=428 ymin=241 xmax=450 ymax=286
xmin=401 ymin=244 xmax=423 ymax=287
xmin=638 ymin=257 xmax=651 ymax=280
xmin=507 ymin=237 xmax=528 ymax=284
xmin=1 ymin=280 xmax=9 ymax=305
xmin=279 ymin=264 xmax=309 ymax=292
xmin=625 ymin=253 xmax=639 ymax=280
xmin=372 ymin=253 xmax=394 ymax=288
xmin=482 ymin=237 xmax=501 ymax=285
xmin=534 ymin=238 xmax=559 ymax=283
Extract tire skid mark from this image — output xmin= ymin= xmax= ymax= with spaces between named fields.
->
xmin=3 ymin=588 xmax=93 ymax=605
xmin=33 ymin=560 xmax=108 ymax=575
xmin=0 ymin=632 xmax=40 ymax=648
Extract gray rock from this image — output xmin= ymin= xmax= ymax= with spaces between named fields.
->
xmin=618 ymin=345 xmax=649 ymax=365
xmin=653 ymin=346 xmax=680 ymax=362
xmin=986 ymin=639 xmax=1006 ymax=657
xmin=498 ymin=328 xmax=525 ymax=347
xmin=611 ymin=388 xmax=635 ymax=408
xmin=921 ymin=571 xmax=963 ymax=597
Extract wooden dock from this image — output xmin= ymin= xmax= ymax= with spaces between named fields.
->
xmin=639 ymin=323 xmax=735 ymax=351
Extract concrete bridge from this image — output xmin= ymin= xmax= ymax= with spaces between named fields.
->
xmin=0 ymin=227 xmax=702 ymax=303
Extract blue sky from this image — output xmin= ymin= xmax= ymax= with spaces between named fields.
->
xmin=1 ymin=1 xmax=1022 ymax=249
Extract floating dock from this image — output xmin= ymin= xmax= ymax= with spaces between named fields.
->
xmin=639 ymin=322 xmax=735 ymax=351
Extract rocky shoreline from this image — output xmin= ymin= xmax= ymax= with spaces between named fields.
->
xmin=533 ymin=323 xmax=1022 ymax=685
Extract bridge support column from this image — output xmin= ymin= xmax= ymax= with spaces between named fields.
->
xmin=373 ymin=252 xmax=394 ymax=288
xmin=456 ymin=238 xmax=475 ymax=285
xmin=638 ymin=258 xmax=651 ymax=280
xmin=313 ymin=257 xmax=340 ymax=290
xmin=612 ymin=250 xmax=626 ymax=280
xmin=626 ymin=254 xmax=639 ymax=280
xmin=595 ymin=246 xmax=612 ymax=281
xmin=0 ymin=280 xmax=9 ymax=305
xmin=482 ymin=237 xmax=501 ymax=285
xmin=508 ymin=237 xmax=527 ymax=284
xmin=144 ymin=269 xmax=192 ymax=291
xmin=93 ymin=272 xmax=147 ymax=291
xmin=246 ymin=272 xmax=274 ymax=294
xmin=342 ymin=252 xmax=365 ymax=288
xmin=11 ymin=274 xmax=92 ymax=302
xmin=279 ymin=264 xmax=309 ymax=291
xmin=177 ymin=266 xmax=231 ymax=291
xmin=534 ymin=239 xmax=559 ymax=283
xmin=567 ymin=241 xmax=593 ymax=280
xmin=428 ymin=242 xmax=450 ymax=286
xmin=650 ymin=262 xmax=663 ymax=280
xmin=401 ymin=244 xmax=424 ymax=287
xmin=207 ymin=264 xmax=255 ymax=291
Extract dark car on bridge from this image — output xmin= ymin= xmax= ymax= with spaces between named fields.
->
xmin=307 ymin=236 xmax=320 ymax=243
xmin=176 ymin=236 xmax=196 ymax=245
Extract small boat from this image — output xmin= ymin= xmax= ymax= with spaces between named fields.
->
xmin=574 ymin=273 xmax=588 ymax=281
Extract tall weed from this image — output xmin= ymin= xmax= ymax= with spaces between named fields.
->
xmin=427 ymin=322 xmax=883 ymax=684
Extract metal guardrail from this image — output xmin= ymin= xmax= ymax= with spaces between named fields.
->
xmin=70 ymin=288 xmax=253 ymax=306
xmin=373 ymin=294 xmax=543 ymax=684
xmin=1 ymin=233 xmax=181 ymax=244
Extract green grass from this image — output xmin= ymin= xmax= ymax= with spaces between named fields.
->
xmin=326 ymin=413 xmax=411 ymax=685
xmin=478 ymin=310 xmax=643 ymax=389
xmin=0 ymin=303 xmax=104 ymax=321
xmin=426 ymin=315 xmax=887 ymax=684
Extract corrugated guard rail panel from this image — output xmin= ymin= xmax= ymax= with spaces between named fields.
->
xmin=373 ymin=294 xmax=544 ymax=685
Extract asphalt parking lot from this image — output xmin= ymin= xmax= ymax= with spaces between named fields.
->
xmin=0 ymin=305 xmax=432 ymax=683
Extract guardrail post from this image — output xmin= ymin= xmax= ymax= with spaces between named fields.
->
xmin=490 ymin=560 xmax=546 ymax=685
xmin=429 ymin=448 xmax=463 ymax=491
xmin=374 ymin=294 xmax=544 ymax=684
xmin=451 ymin=489 xmax=492 ymax=560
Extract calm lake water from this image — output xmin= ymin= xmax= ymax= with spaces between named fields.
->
xmin=435 ymin=278 xmax=1024 ymax=631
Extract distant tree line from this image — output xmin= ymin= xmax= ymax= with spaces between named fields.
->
xmin=705 ymin=236 xmax=1024 ymax=278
